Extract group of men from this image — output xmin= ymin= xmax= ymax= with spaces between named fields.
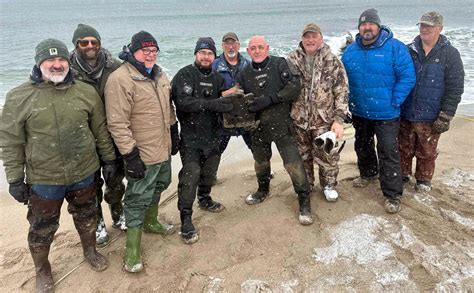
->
xmin=0 ymin=8 xmax=464 ymax=292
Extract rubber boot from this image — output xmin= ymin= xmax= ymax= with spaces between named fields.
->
xmin=143 ymin=203 xmax=176 ymax=235
xmin=30 ymin=246 xmax=54 ymax=293
xmin=298 ymin=192 xmax=314 ymax=225
xmin=78 ymin=229 xmax=108 ymax=271
xmin=180 ymin=209 xmax=199 ymax=244
xmin=124 ymin=227 xmax=143 ymax=273
xmin=197 ymin=193 xmax=225 ymax=213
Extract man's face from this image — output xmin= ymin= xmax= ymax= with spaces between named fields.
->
xmin=247 ymin=36 xmax=269 ymax=63
xmin=419 ymin=23 xmax=443 ymax=44
xmin=133 ymin=46 xmax=158 ymax=69
xmin=222 ymin=38 xmax=240 ymax=59
xmin=358 ymin=22 xmax=380 ymax=43
xmin=40 ymin=57 xmax=69 ymax=83
xmin=76 ymin=37 xmax=100 ymax=61
xmin=301 ymin=31 xmax=323 ymax=55
xmin=195 ymin=49 xmax=215 ymax=69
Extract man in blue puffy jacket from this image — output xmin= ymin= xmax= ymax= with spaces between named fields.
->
xmin=400 ymin=11 xmax=464 ymax=193
xmin=342 ymin=8 xmax=415 ymax=213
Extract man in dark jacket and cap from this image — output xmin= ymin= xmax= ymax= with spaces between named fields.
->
xmin=0 ymin=38 xmax=117 ymax=292
xmin=70 ymin=23 xmax=125 ymax=247
xmin=400 ymin=11 xmax=464 ymax=192
xmin=172 ymin=37 xmax=233 ymax=244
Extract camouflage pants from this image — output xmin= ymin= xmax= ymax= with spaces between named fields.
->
xmin=27 ymin=183 xmax=97 ymax=250
xmin=399 ymin=120 xmax=440 ymax=182
xmin=294 ymin=125 xmax=339 ymax=189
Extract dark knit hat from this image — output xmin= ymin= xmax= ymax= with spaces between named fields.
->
xmin=72 ymin=23 xmax=101 ymax=46
xmin=358 ymin=8 xmax=381 ymax=27
xmin=129 ymin=31 xmax=159 ymax=53
xmin=35 ymin=38 xmax=70 ymax=66
xmin=194 ymin=37 xmax=216 ymax=56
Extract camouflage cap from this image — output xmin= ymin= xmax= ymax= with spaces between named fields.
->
xmin=302 ymin=23 xmax=322 ymax=36
xmin=418 ymin=11 xmax=443 ymax=26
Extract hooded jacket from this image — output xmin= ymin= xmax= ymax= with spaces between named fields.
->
xmin=401 ymin=34 xmax=464 ymax=122
xmin=342 ymin=26 xmax=416 ymax=120
xmin=105 ymin=61 xmax=176 ymax=165
xmin=287 ymin=42 xmax=348 ymax=130
xmin=0 ymin=67 xmax=116 ymax=185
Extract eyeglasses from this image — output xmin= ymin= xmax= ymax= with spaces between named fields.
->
xmin=141 ymin=48 xmax=159 ymax=55
xmin=77 ymin=39 xmax=100 ymax=48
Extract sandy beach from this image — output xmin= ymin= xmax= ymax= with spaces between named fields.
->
xmin=0 ymin=111 xmax=473 ymax=292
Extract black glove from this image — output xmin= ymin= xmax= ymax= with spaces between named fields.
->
xmin=122 ymin=147 xmax=146 ymax=180
xmin=432 ymin=112 xmax=452 ymax=134
xmin=9 ymin=180 xmax=29 ymax=204
xmin=102 ymin=160 xmax=118 ymax=183
xmin=248 ymin=95 xmax=273 ymax=112
xmin=203 ymin=97 xmax=233 ymax=112
xmin=170 ymin=123 xmax=180 ymax=155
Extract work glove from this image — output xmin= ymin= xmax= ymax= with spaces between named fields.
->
xmin=432 ymin=112 xmax=452 ymax=134
xmin=9 ymin=179 xmax=29 ymax=204
xmin=203 ymin=97 xmax=233 ymax=113
xmin=248 ymin=95 xmax=274 ymax=112
xmin=102 ymin=160 xmax=118 ymax=184
xmin=122 ymin=147 xmax=146 ymax=180
xmin=171 ymin=123 xmax=180 ymax=155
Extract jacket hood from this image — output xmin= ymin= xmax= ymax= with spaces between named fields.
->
xmin=355 ymin=25 xmax=393 ymax=49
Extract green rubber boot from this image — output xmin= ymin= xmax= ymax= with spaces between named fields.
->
xmin=123 ymin=227 xmax=143 ymax=273
xmin=143 ymin=203 xmax=176 ymax=235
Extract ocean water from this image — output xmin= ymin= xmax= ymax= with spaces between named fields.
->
xmin=0 ymin=0 xmax=473 ymax=105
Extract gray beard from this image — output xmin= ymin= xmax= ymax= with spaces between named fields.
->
xmin=41 ymin=67 xmax=68 ymax=83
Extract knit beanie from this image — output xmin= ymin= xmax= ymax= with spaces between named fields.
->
xmin=358 ymin=8 xmax=381 ymax=27
xmin=72 ymin=24 xmax=101 ymax=45
xmin=129 ymin=31 xmax=159 ymax=53
xmin=35 ymin=38 xmax=70 ymax=66
xmin=194 ymin=37 xmax=216 ymax=56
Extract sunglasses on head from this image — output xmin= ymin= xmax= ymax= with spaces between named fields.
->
xmin=77 ymin=39 xmax=100 ymax=48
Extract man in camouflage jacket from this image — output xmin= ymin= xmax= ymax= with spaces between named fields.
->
xmin=287 ymin=23 xmax=348 ymax=201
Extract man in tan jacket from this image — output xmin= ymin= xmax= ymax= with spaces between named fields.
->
xmin=105 ymin=31 xmax=178 ymax=273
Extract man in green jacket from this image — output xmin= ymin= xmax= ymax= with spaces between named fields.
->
xmin=0 ymin=38 xmax=117 ymax=292
xmin=70 ymin=23 xmax=125 ymax=247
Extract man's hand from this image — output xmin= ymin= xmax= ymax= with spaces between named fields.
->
xmin=248 ymin=95 xmax=273 ymax=112
xmin=171 ymin=123 xmax=180 ymax=155
xmin=9 ymin=180 xmax=29 ymax=204
xmin=222 ymin=87 xmax=239 ymax=97
xmin=331 ymin=121 xmax=344 ymax=139
xmin=432 ymin=112 xmax=453 ymax=134
xmin=122 ymin=147 xmax=146 ymax=180
xmin=102 ymin=160 xmax=117 ymax=183
xmin=204 ymin=97 xmax=233 ymax=112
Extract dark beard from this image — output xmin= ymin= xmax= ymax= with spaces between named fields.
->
xmin=79 ymin=47 xmax=99 ymax=61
